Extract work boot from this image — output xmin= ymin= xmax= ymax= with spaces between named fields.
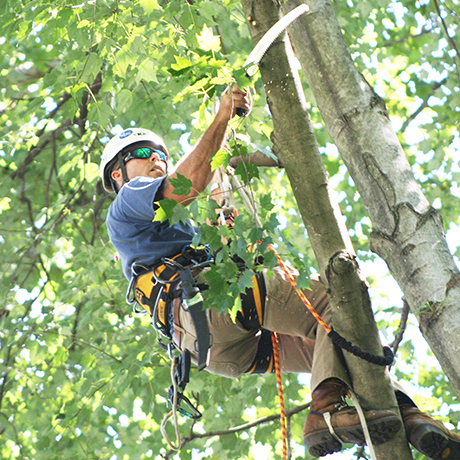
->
xmin=400 ymin=403 xmax=460 ymax=460
xmin=303 ymin=379 xmax=401 ymax=457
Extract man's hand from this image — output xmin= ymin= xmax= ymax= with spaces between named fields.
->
xmin=217 ymin=85 xmax=250 ymax=121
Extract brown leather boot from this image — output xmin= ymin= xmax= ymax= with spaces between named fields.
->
xmin=303 ymin=379 xmax=401 ymax=457
xmin=400 ymin=403 xmax=460 ymax=459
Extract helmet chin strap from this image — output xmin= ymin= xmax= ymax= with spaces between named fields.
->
xmin=111 ymin=151 xmax=130 ymax=194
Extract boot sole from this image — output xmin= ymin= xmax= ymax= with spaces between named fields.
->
xmin=304 ymin=415 xmax=401 ymax=457
xmin=410 ymin=424 xmax=460 ymax=460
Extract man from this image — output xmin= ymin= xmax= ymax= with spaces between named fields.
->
xmin=100 ymin=86 xmax=460 ymax=459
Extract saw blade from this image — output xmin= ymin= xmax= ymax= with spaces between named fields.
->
xmin=243 ymin=4 xmax=310 ymax=76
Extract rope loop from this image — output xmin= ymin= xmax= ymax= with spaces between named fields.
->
xmin=328 ymin=329 xmax=394 ymax=366
xmin=160 ymin=358 xmax=182 ymax=451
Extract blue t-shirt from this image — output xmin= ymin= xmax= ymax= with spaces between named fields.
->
xmin=106 ymin=176 xmax=197 ymax=280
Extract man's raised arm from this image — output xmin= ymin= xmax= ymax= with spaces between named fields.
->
xmin=161 ymin=86 xmax=249 ymax=206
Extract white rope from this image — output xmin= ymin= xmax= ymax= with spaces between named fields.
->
xmin=227 ymin=168 xmax=263 ymax=229
xmin=323 ymin=411 xmax=345 ymax=447
xmin=160 ymin=358 xmax=182 ymax=451
xmin=348 ymin=390 xmax=377 ymax=460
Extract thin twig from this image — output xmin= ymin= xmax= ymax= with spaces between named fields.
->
xmin=433 ymin=0 xmax=460 ymax=85
xmin=390 ymin=298 xmax=410 ymax=359
xmin=400 ymin=80 xmax=445 ymax=134
xmin=163 ymin=402 xmax=310 ymax=458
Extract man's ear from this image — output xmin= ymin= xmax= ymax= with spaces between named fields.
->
xmin=111 ymin=169 xmax=122 ymax=182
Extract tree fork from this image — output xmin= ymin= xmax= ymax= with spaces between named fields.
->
xmin=325 ymin=250 xmax=391 ymax=403
xmin=241 ymin=0 xmax=413 ymax=458
xmin=285 ymin=0 xmax=460 ymax=395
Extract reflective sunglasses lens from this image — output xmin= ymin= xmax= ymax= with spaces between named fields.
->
xmin=153 ymin=149 xmax=168 ymax=163
xmin=132 ymin=147 xmax=152 ymax=159
xmin=124 ymin=147 xmax=168 ymax=164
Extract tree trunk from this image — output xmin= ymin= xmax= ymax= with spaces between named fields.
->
xmin=285 ymin=0 xmax=460 ymax=397
xmin=241 ymin=0 xmax=413 ymax=458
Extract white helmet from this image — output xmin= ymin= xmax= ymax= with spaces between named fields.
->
xmin=100 ymin=128 xmax=168 ymax=193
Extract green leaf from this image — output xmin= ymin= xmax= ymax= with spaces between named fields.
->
xmin=153 ymin=198 xmax=177 ymax=222
xmin=87 ymin=100 xmax=114 ymax=127
xmin=197 ymin=25 xmax=221 ymax=52
xmin=139 ymin=0 xmax=160 ymax=14
xmin=171 ymin=56 xmax=193 ymax=72
xmin=211 ymin=149 xmax=230 ymax=171
xmin=134 ymin=58 xmax=158 ymax=84
xmin=116 ymin=89 xmax=133 ymax=112
xmin=235 ymin=161 xmax=259 ymax=182
xmin=237 ymin=269 xmax=254 ymax=292
xmin=259 ymin=193 xmax=274 ymax=211
xmin=0 ymin=197 xmax=11 ymax=213
xmin=169 ymin=203 xmax=192 ymax=225
xmin=170 ymin=173 xmax=193 ymax=195
xmin=114 ymin=48 xmax=137 ymax=77
xmin=84 ymin=161 xmax=100 ymax=182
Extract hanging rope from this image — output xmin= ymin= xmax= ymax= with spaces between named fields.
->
xmin=271 ymin=332 xmax=288 ymax=460
xmin=215 ymin=166 xmax=290 ymax=456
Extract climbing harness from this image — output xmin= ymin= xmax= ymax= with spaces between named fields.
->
xmin=127 ymin=244 xmax=213 ymax=420
xmin=127 ymin=244 xmax=212 ymax=366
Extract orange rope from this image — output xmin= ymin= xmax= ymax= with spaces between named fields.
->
xmin=267 ymin=244 xmax=331 ymax=333
xmin=266 ymin=244 xmax=334 ymax=458
xmin=271 ymin=332 xmax=287 ymax=460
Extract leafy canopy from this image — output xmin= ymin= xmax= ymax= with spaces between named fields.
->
xmin=1 ymin=1 xmax=459 ymax=459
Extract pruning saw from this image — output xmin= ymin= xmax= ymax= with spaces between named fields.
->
xmin=243 ymin=4 xmax=310 ymax=76
xmin=237 ymin=3 xmax=310 ymax=116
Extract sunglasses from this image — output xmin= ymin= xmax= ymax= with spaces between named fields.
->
xmin=124 ymin=147 xmax=168 ymax=164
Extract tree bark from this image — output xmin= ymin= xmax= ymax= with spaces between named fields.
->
xmin=285 ymin=0 xmax=460 ymax=396
xmin=241 ymin=0 xmax=413 ymax=458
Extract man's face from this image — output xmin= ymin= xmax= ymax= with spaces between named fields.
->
xmin=111 ymin=146 xmax=168 ymax=185
xmin=125 ymin=149 xmax=168 ymax=180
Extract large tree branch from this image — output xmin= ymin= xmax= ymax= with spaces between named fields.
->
xmin=12 ymin=119 xmax=73 ymax=180
xmin=12 ymin=72 xmax=103 ymax=181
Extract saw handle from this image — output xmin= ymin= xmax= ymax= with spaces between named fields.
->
xmin=236 ymin=107 xmax=248 ymax=117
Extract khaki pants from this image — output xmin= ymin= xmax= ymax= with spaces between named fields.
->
xmin=172 ymin=265 xmax=350 ymax=391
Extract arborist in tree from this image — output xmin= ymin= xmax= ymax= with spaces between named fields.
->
xmin=99 ymin=85 xmax=460 ymax=459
